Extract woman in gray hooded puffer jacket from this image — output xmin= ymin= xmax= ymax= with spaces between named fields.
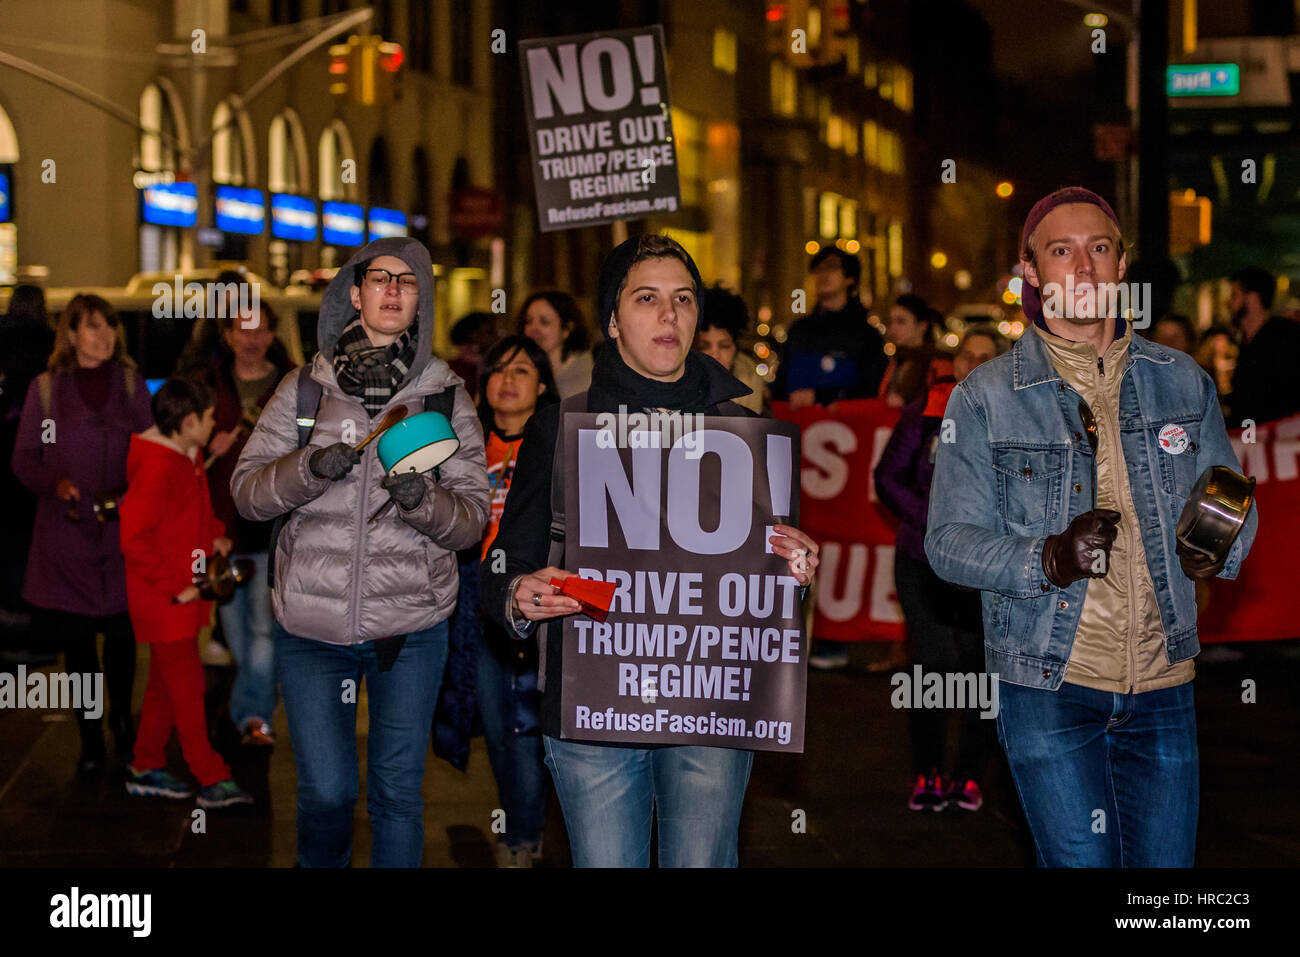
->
xmin=231 ymin=237 xmax=489 ymax=867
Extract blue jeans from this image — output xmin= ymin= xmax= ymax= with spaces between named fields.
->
xmin=276 ymin=619 xmax=449 ymax=868
xmin=543 ymin=736 xmax=753 ymax=867
xmin=476 ymin=623 xmax=546 ymax=849
xmin=220 ymin=552 xmax=276 ymax=732
xmin=996 ymin=678 xmax=1198 ymax=867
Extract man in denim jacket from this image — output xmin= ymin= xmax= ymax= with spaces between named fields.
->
xmin=925 ymin=188 xmax=1257 ymax=867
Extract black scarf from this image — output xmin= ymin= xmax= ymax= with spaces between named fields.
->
xmin=332 ymin=316 xmax=417 ymax=416
xmin=589 ymin=342 xmax=714 ymax=414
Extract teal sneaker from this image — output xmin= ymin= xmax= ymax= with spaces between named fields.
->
xmin=125 ymin=767 xmax=194 ymax=800
xmin=197 ymin=779 xmax=254 ymax=809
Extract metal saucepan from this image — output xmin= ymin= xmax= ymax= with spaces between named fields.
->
xmin=192 ymin=553 xmax=257 ymax=602
xmin=1176 ymin=465 xmax=1256 ymax=562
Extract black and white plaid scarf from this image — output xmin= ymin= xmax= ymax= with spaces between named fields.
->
xmin=332 ymin=316 xmax=418 ymax=417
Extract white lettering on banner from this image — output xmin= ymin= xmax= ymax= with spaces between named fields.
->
xmin=577 ymin=430 xmax=661 ymax=549
xmin=576 ymin=567 xmax=704 ymax=616
xmin=815 ymin=543 xmax=902 ymax=624
xmin=666 ymin=430 xmax=752 ymax=554
xmin=578 ymin=428 xmax=789 ymax=554
xmin=1273 ymin=417 xmax=1300 ymax=481
xmin=1229 ymin=417 xmax=1300 ymax=484
xmin=526 ymin=35 xmax=660 ymax=120
xmin=802 ymin=421 xmax=856 ymax=498
xmin=816 ymin=543 xmax=868 ymax=619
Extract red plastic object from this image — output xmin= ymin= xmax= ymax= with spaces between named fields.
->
xmin=551 ymin=576 xmax=616 ymax=623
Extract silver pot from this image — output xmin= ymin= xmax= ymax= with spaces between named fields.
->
xmin=1176 ymin=465 xmax=1256 ymax=562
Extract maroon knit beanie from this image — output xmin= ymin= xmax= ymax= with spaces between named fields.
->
xmin=1019 ymin=187 xmax=1121 ymax=328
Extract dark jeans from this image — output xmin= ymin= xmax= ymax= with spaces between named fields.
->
xmin=894 ymin=549 xmax=991 ymax=782
xmin=44 ymin=608 xmax=136 ymax=748
xmin=996 ymin=679 xmax=1199 ymax=867
xmin=475 ymin=619 xmax=547 ymax=849
xmin=276 ymin=619 xmax=449 ymax=868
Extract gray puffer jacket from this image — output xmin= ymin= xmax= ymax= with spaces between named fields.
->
xmin=230 ymin=237 xmax=489 ymax=645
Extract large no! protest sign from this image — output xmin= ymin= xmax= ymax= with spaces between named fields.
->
xmin=520 ymin=26 xmax=682 ymax=232
xmin=560 ymin=412 xmax=807 ymax=752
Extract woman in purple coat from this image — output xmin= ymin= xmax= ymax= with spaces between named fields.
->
xmin=11 ymin=294 xmax=154 ymax=773
xmin=874 ymin=325 xmax=1004 ymax=813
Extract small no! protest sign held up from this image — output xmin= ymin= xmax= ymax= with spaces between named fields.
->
xmin=520 ymin=26 xmax=682 ymax=232
xmin=560 ymin=411 xmax=807 ymax=753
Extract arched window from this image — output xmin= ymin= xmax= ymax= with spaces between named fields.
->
xmin=212 ymin=99 xmax=255 ymax=185
xmin=268 ymin=108 xmax=309 ymax=194
xmin=139 ymin=81 xmax=187 ymax=172
xmin=318 ymin=120 xmax=356 ymax=201
xmin=0 ymin=102 xmax=18 ymax=164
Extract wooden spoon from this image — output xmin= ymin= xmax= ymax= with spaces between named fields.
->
xmin=354 ymin=406 xmax=408 ymax=453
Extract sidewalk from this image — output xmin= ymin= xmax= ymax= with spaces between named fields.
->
xmin=2 ymin=637 xmax=1296 ymax=866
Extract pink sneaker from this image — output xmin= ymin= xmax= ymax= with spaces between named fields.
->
xmin=944 ymin=779 xmax=983 ymax=811
xmin=908 ymin=774 xmax=945 ymax=811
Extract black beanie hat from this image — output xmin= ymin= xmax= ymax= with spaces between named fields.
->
xmin=596 ymin=235 xmax=705 ymax=339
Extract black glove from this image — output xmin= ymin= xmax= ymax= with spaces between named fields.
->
xmin=1041 ymin=508 xmax=1121 ymax=589
xmin=309 ymin=442 xmax=361 ymax=481
xmin=1176 ymin=540 xmax=1227 ymax=580
xmin=382 ymin=471 xmax=427 ymax=511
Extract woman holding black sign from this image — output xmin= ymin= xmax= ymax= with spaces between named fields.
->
xmin=481 ymin=235 xmax=819 ymax=867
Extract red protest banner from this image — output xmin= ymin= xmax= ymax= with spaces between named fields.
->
xmin=774 ymin=402 xmax=1296 ymax=646
xmin=774 ymin=398 xmax=903 ymax=642
xmin=1199 ymin=412 xmax=1299 ymax=643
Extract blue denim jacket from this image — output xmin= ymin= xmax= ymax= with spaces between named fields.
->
xmin=923 ymin=327 xmax=1257 ymax=691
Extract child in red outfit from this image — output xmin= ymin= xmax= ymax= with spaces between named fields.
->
xmin=119 ymin=378 xmax=252 ymax=809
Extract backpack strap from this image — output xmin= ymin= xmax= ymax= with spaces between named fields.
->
xmin=267 ymin=363 xmax=325 ymax=589
xmin=293 ymin=364 xmax=323 ymax=448
xmin=422 ymin=385 xmax=459 ymax=482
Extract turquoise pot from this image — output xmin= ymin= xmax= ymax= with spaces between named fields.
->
xmin=376 ymin=411 xmax=460 ymax=475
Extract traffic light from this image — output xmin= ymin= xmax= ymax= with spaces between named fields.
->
xmin=328 ymin=35 xmax=404 ymax=106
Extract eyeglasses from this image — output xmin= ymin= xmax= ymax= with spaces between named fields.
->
xmin=362 ymin=268 xmax=420 ymax=294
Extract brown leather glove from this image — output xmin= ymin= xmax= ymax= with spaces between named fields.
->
xmin=1041 ymin=508 xmax=1121 ymax=589
xmin=1176 ymin=540 xmax=1227 ymax=580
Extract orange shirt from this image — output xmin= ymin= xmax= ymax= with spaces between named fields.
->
xmin=482 ymin=429 xmax=523 ymax=560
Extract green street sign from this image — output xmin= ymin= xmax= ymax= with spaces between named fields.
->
xmin=1167 ymin=64 xmax=1240 ymax=97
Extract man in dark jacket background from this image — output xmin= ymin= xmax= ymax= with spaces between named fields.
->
xmin=770 ymin=244 xmax=887 ymax=409
xmin=1225 ymin=265 xmax=1300 ymax=427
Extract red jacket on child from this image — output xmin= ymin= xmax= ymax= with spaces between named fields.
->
xmin=119 ymin=433 xmax=225 ymax=643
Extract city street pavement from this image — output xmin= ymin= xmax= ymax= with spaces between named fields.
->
xmin=1 ymin=636 xmax=1297 ymax=867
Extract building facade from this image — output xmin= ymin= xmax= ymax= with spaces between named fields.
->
xmin=0 ymin=0 xmax=496 ymax=348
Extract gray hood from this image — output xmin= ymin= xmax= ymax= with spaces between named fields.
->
xmin=319 ymin=237 xmax=436 ymax=387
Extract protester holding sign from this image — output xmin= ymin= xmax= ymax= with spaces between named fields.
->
xmin=482 ymin=234 xmax=819 ymax=867
xmin=925 ymin=188 xmax=1257 ymax=867
xmin=231 ymin=237 xmax=489 ymax=868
